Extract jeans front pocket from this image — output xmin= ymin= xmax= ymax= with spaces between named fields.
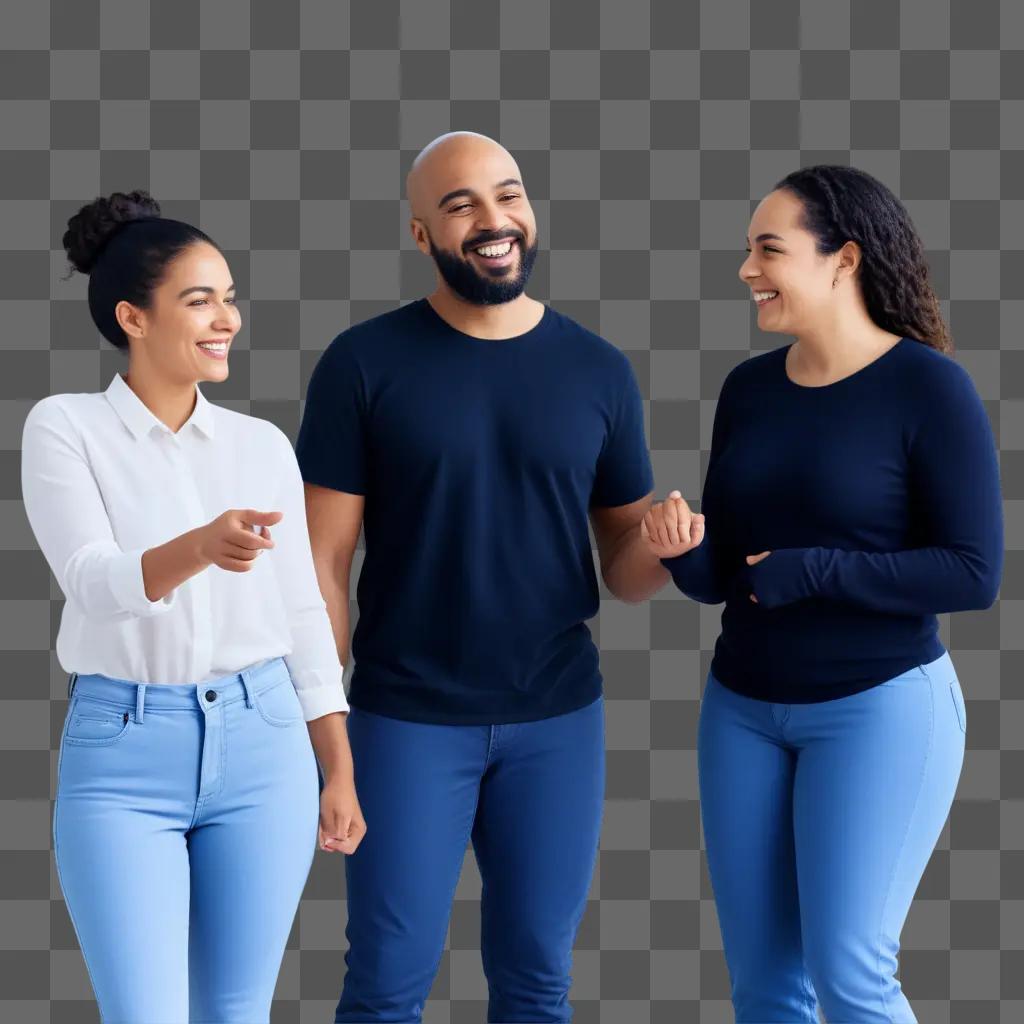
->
xmin=253 ymin=677 xmax=305 ymax=727
xmin=63 ymin=697 xmax=132 ymax=746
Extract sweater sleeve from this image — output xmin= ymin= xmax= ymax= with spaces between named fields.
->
xmin=747 ymin=358 xmax=1004 ymax=614
xmin=659 ymin=367 xmax=738 ymax=605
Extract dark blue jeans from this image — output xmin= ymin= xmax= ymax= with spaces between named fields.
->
xmin=334 ymin=695 xmax=606 ymax=1023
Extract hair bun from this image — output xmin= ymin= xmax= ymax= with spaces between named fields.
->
xmin=62 ymin=189 xmax=162 ymax=275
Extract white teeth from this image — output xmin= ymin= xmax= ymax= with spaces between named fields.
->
xmin=197 ymin=342 xmax=228 ymax=351
xmin=753 ymin=290 xmax=779 ymax=301
xmin=475 ymin=241 xmax=513 ymax=257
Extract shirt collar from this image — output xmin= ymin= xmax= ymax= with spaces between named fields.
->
xmin=105 ymin=371 xmax=216 ymax=441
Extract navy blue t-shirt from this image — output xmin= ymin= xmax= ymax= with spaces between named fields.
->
xmin=295 ymin=298 xmax=655 ymax=724
xmin=661 ymin=337 xmax=1004 ymax=703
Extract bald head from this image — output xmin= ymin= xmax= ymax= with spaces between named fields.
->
xmin=406 ymin=132 xmax=522 ymax=221
xmin=405 ymin=131 xmax=538 ymax=304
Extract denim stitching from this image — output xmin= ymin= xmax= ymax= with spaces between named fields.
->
xmin=419 ymin=758 xmax=482 ymax=1021
xmin=53 ymin=708 xmax=106 ymax=1016
xmin=875 ymin=665 xmax=933 ymax=1021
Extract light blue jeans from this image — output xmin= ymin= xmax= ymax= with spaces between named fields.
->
xmin=698 ymin=650 xmax=966 ymax=1023
xmin=53 ymin=655 xmax=321 ymax=1024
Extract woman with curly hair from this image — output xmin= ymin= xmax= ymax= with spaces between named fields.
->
xmin=21 ymin=190 xmax=364 ymax=1023
xmin=641 ymin=166 xmax=1003 ymax=1022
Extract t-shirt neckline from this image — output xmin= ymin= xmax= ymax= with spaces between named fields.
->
xmin=416 ymin=297 xmax=550 ymax=345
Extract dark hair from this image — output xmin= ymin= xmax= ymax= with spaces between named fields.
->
xmin=61 ymin=190 xmax=220 ymax=351
xmin=772 ymin=165 xmax=952 ymax=354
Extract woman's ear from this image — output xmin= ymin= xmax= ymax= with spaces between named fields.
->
xmin=114 ymin=299 xmax=146 ymax=340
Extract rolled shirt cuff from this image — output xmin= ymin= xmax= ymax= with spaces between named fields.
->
xmin=106 ymin=547 xmax=180 ymax=617
xmin=290 ymin=669 xmax=350 ymax=721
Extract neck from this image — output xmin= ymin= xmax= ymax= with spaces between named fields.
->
xmin=122 ymin=364 xmax=198 ymax=434
xmin=791 ymin=303 xmax=903 ymax=375
xmin=427 ymin=286 xmax=544 ymax=340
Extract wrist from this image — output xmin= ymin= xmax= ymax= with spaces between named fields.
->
xmin=188 ymin=526 xmax=212 ymax=570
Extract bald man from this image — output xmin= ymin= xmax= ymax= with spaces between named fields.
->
xmin=295 ymin=132 xmax=669 ymax=1023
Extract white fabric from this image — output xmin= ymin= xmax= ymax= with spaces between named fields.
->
xmin=21 ymin=371 xmax=348 ymax=721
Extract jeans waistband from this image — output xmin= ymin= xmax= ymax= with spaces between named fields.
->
xmin=66 ymin=656 xmax=289 ymax=722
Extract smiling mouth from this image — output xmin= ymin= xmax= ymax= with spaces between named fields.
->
xmin=469 ymin=238 xmax=519 ymax=263
xmin=196 ymin=340 xmax=231 ymax=360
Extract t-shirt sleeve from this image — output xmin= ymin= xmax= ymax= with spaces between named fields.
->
xmin=589 ymin=356 xmax=655 ymax=508
xmin=295 ymin=337 xmax=368 ymax=496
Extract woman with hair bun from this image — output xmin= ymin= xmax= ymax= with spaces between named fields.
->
xmin=21 ymin=190 xmax=363 ymax=1023
xmin=641 ymin=166 xmax=1003 ymax=1021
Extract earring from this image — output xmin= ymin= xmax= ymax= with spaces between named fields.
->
xmin=832 ymin=276 xmax=838 ymax=289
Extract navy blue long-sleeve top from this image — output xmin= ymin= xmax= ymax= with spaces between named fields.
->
xmin=661 ymin=337 xmax=1004 ymax=703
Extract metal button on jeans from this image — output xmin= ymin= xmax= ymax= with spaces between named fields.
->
xmin=205 ymin=690 xmax=217 ymax=701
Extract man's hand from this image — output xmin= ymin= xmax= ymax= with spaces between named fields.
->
xmin=640 ymin=490 xmax=705 ymax=558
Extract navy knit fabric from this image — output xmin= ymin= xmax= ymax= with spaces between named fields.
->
xmin=661 ymin=337 xmax=1003 ymax=703
xmin=296 ymin=298 xmax=655 ymax=724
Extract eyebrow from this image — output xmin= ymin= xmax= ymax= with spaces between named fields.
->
xmin=437 ymin=178 xmax=523 ymax=209
xmin=746 ymin=233 xmax=785 ymax=244
xmin=177 ymin=284 xmax=237 ymax=299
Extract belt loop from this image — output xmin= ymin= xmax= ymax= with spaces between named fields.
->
xmin=239 ymin=668 xmax=255 ymax=709
xmin=67 ymin=671 xmax=78 ymax=699
xmin=136 ymin=683 xmax=146 ymax=724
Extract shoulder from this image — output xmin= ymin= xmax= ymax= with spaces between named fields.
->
xmin=22 ymin=390 xmax=103 ymax=441
xmin=229 ymin=412 xmax=294 ymax=458
xmin=318 ymin=300 xmax=424 ymax=367
xmin=896 ymin=337 xmax=971 ymax=383
xmin=715 ymin=345 xmax=781 ymax=401
xmin=891 ymin=339 xmax=983 ymax=415
xmin=546 ymin=304 xmax=639 ymax=382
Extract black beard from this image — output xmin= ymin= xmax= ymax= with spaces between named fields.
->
xmin=428 ymin=233 xmax=539 ymax=305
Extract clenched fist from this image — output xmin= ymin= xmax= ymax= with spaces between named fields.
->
xmin=195 ymin=508 xmax=281 ymax=572
xmin=641 ymin=490 xmax=705 ymax=559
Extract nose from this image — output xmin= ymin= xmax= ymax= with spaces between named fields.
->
xmin=212 ymin=305 xmax=239 ymax=330
xmin=472 ymin=195 xmax=513 ymax=235
xmin=738 ymin=250 xmax=760 ymax=284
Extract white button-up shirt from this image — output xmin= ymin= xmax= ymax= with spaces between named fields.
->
xmin=20 ymin=370 xmax=348 ymax=721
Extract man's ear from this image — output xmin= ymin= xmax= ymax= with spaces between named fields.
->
xmin=409 ymin=219 xmax=430 ymax=256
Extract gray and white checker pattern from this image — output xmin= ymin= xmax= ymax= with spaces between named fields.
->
xmin=2 ymin=0 xmax=1022 ymax=1021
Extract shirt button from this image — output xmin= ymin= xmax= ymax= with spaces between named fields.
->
xmin=205 ymin=690 xmax=217 ymax=701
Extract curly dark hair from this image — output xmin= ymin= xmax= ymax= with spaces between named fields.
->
xmin=61 ymin=189 xmax=220 ymax=351
xmin=772 ymin=165 xmax=952 ymax=354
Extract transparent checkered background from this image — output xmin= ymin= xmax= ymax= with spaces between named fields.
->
xmin=2 ymin=0 xmax=1023 ymax=1021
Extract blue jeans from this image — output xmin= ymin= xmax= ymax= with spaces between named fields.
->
xmin=54 ymin=656 xmax=320 ymax=1024
xmin=698 ymin=650 xmax=966 ymax=1023
xmin=335 ymin=695 xmax=606 ymax=1023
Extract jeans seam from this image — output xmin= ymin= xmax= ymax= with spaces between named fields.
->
xmin=417 ymin=761 xmax=482 ymax=1023
xmin=53 ymin=719 xmax=104 ymax=1014
xmin=875 ymin=667 xmax=934 ymax=1022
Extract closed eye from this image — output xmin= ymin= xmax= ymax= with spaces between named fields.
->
xmin=450 ymin=194 xmax=520 ymax=213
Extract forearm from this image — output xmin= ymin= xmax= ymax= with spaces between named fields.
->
xmin=140 ymin=527 xmax=210 ymax=603
xmin=307 ymin=709 xmax=353 ymax=784
xmin=316 ymin=564 xmax=353 ymax=667
xmin=603 ymin=525 xmax=673 ymax=603
xmin=751 ymin=543 xmax=1003 ymax=614
xmin=661 ymin=531 xmax=730 ymax=605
